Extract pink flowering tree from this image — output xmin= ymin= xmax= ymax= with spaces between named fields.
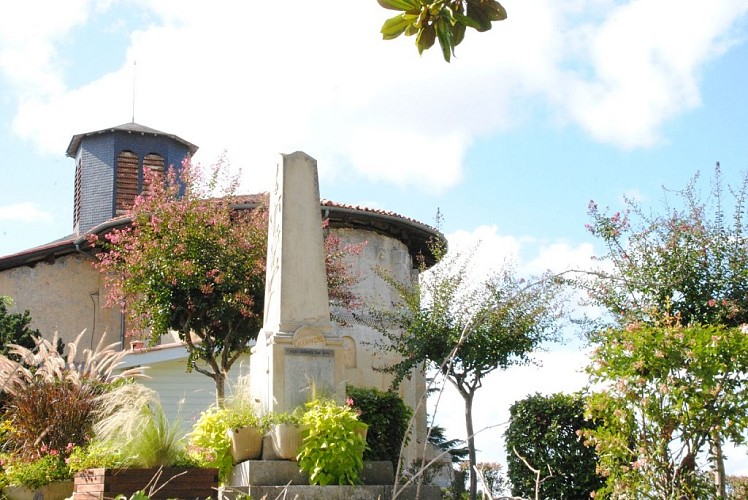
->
xmin=583 ymin=165 xmax=748 ymax=329
xmin=582 ymin=166 xmax=748 ymax=496
xmin=94 ymin=158 xmax=361 ymax=406
xmin=583 ymin=319 xmax=748 ymax=498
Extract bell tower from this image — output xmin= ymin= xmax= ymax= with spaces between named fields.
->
xmin=65 ymin=122 xmax=198 ymax=235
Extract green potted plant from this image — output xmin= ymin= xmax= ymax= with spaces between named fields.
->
xmin=296 ymin=398 xmax=368 ymax=485
xmin=266 ymin=409 xmax=305 ymax=460
xmin=225 ymin=408 xmax=263 ymax=464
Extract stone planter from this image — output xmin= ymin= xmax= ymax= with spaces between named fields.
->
xmin=3 ymin=480 xmax=73 ymax=500
xmin=271 ymin=423 xmax=305 ymax=460
xmin=72 ymin=467 xmax=218 ymax=499
xmin=228 ymin=425 xmax=264 ymax=463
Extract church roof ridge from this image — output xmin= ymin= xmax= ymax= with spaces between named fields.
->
xmin=65 ymin=122 xmax=199 ymax=158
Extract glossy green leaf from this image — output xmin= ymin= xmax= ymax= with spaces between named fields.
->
xmin=435 ymin=18 xmax=453 ymax=62
xmin=377 ymin=0 xmax=421 ymax=11
xmin=485 ymin=0 xmax=508 ymax=21
xmin=416 ymin=24 xmax=436 ymax=54
xmin=451 ymin=20 xmax=466 ymax=47
xmin=465 ymin=0 xmax=493 ymax=31
xmin=381 ymin=14 xmax=413 ymax=40
xmin=454 ymin=12 xmax=482 ymax=30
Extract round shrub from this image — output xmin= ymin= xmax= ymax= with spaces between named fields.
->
xmin=346 ymin=385 xmax=413 ymax=466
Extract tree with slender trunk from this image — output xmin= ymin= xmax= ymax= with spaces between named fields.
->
xmin=375 ymin=240 xmax=566 ymax=500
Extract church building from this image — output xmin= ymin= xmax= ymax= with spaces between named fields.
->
xmin=0 ymin=123 xmax=442 ymax=457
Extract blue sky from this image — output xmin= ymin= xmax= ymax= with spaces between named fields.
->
xmin=2 ymin=0 xmax=748 ymax=474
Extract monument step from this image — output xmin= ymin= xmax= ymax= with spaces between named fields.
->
xmin=228 ymin=460 xmax=394 ymax=487
xmin=222 ymin=484 xmax=444 ymax=500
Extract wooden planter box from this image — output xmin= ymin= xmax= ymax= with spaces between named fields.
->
xmin=73 ymin=467 xmax=218 ymax=499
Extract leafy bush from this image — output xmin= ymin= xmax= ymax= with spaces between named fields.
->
xmin=297 ymin=398 xmax=367 ymax=485
xmin=66 ymin=442 xmax=126 ymax=473
xmin=3 ymin=453 xmax=69 ymax=489
xmin=505 ymin=392 xmax=603 ymax=499
xmin=263 ymin=407 xmax=303 ymax=427
xmin=188 ymin=407 xmax=236 ymax=483
xmin=346 ymin=385 xmax=412 ymax=465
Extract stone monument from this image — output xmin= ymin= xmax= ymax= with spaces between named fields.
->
xmin=250 ymin=151 xmax=344 ymax=413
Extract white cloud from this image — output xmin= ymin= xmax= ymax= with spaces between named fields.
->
xmin=0 ymin=0 xmax=91 ymax=98
xmin=0 ymin=203 xmax=53 ymax=223
xmin=3 ymin=0 xmax=748 ymax=193
xmin=447 ymin=225 xmax=596 ymax=278
xmin=558 ymin=0 xmax=748 ymax=148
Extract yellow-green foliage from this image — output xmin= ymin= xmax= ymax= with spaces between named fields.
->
xmin=297 ymin=399 xmax=368 ymax=486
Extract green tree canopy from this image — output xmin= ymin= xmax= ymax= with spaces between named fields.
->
xmin=583 ymin=320 xmax=748 ymax=498
xmin=0 ymin=297 xmax=41 ymax=358
xmin=375 ymin=241 xmax=566 ymax=500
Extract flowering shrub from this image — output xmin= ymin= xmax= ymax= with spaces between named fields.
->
xmin=584 ymin=319 xmax=748 ymax=498
xmin=584 ymin=166 xmax=748 ymax=329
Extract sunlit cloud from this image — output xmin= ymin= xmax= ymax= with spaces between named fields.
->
xmin=0 ymin=203 xmax=53 ymax=223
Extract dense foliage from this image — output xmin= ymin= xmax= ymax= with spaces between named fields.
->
xmin=584 ymin=167 xmax=748 ymax=329
xmin=378 ymin=0 xmax=507 ymax=62
xmin=0 ymin=297 xmax=41 ymax=359
xmin=583 ymin=167 xmax=748 ymax=496
xmin=346 ymin=385 xmax=413 ymax=465
xmin=297 ymin=398 xmax=368 ymax=486
xmin=505 ymin=392 xmax=603 ymax=499
xmin=95 ymin=158 xmax=361 ymax=405
xmin=376 ymin=240 xmax=566 ymax=499
xmin=94 ymin=159 xmax=268 ymax=404
xmin=583 ymin=319 xmax=748 ymax=498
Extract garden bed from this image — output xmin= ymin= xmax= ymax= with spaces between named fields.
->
xmin=73 ymin=467 xmax=218 ymax=499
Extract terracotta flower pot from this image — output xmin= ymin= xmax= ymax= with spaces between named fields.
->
xmin=227 ymin=426 xmax=264 ymax=463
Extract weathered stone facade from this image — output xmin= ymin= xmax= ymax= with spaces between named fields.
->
xmin=0 ymin=252 xmax=121 ymax=348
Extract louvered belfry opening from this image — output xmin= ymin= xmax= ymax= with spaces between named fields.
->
xmin=116 ymin=151 xmax=139 ymax=215
xmin=142 ymin=153 xmax=165 ymax=198
xmin=73 ymin=159 xmax=82 ymax=233
xmin=66 ymin=123 xmax=197 ymax=235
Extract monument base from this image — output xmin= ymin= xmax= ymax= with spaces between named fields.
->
xmin=222 ymin=484 xmax=443 ymax=500
xmin=225 ymin=460 xmax=443 ymax=499
xmin=228 ymin=460 xmax=394 ymax=487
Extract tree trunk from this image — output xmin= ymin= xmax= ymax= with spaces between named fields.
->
xmin=463 ymin=391 xmax=477 ymax=500
xmin=712 ymin=432 xmax=726 ymax=498
xmin=215 ymin=370 xmax=226 ymax=408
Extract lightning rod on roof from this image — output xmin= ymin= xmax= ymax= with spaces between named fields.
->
xmin=131 ymin=60 xmax=137 ymax=123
